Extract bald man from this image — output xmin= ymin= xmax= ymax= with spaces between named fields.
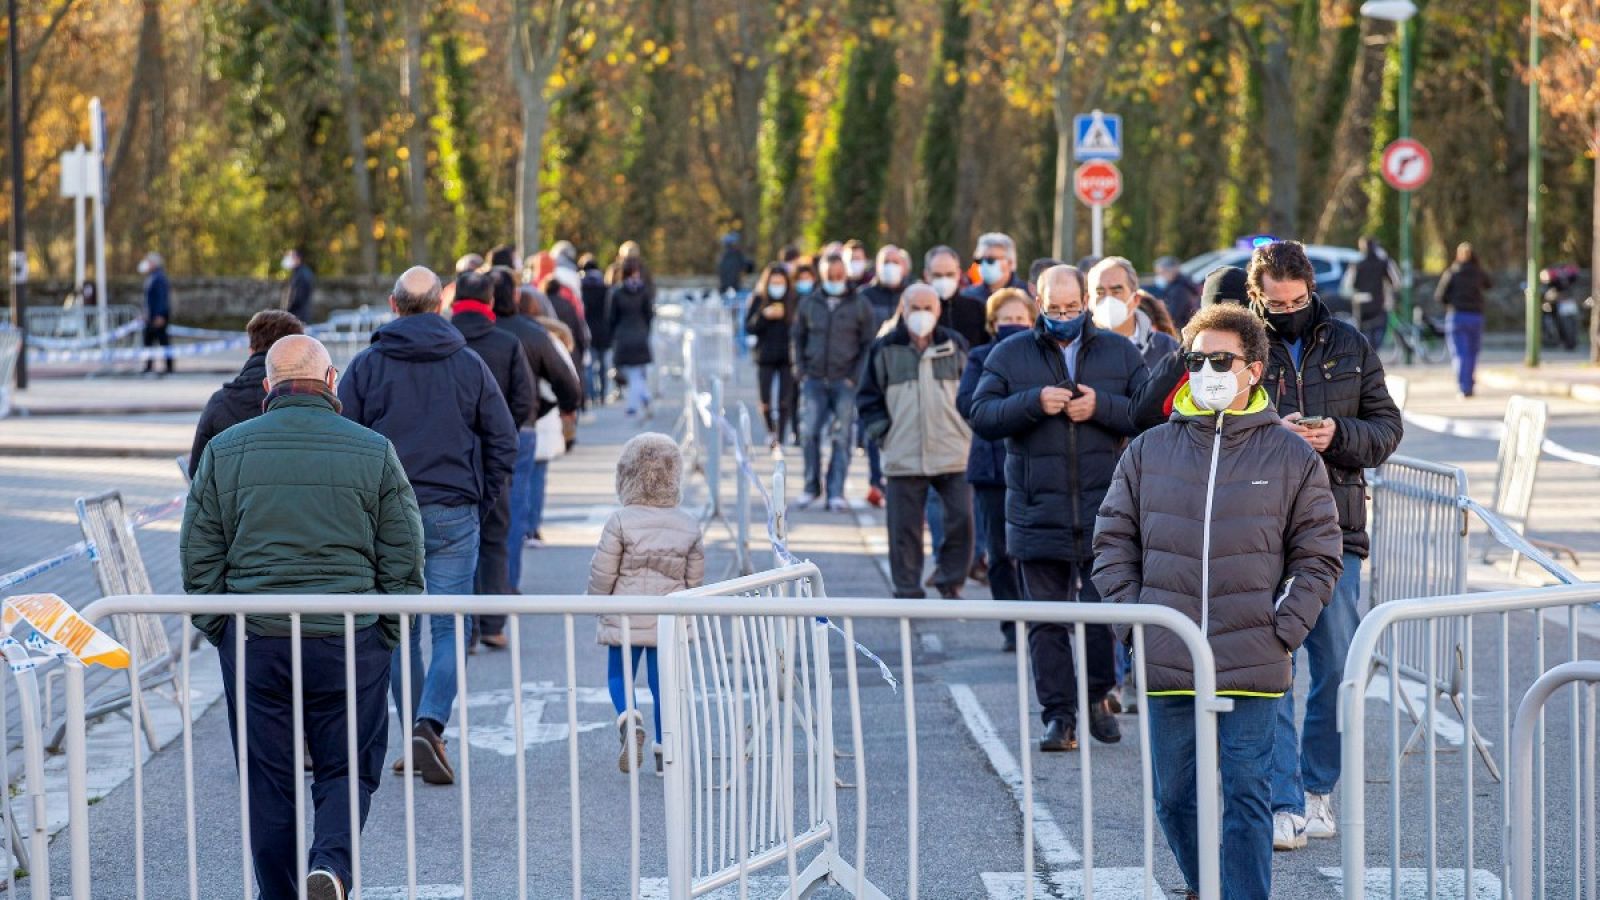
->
xmin=182 ymin=334 xmax=424 ymax=900
xmin=856 ymin=283 xmax=974 ymax=599
xmin=338 ymin=265 xmax=518 ymax=786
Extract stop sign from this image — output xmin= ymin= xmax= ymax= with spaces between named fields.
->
xmin=1074 ymin=161 xmax=1122 ymax=207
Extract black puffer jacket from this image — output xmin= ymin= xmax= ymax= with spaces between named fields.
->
xmin=582 ymin=269 xmax=613 ymax=350
xmin=498 ymin=314 xmax=582 ymax=421
xmin=745 ymin=293 xmax=795 ymax=366
xmin=858 ymin=280 xmax=905 ymax=330
xmin=1434 ymin=259 xmax=1491 ymax=315
xmin=452 ymin=310 xmax=536 ymax=429
xmin=1261 ymin=300 xmax=1403 ymax=558
xmin=609 ymin=283 xmax=655 ymax=367
xmin=967 ymin=317 xmax=1148 ymax=562
xmin=189 ymin=351 xmax=269 ymax=477
xmin=956 ymin=325 xmax=1028 ymax=487
xmin=1092 ymin=386 xmax=1344 ymax=695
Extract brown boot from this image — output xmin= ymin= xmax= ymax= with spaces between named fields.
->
xmin=410 ymin=719 xmax=456 ymax=785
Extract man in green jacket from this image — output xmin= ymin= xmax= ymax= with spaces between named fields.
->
xmin=181 ymin=334 xmax=425 ymax=900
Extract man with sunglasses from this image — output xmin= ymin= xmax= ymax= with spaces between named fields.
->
xmin=1093 ymin=304 xmax=1343 ymax=900
xmin=1244 ymin=240 xmax=1403 ymax=851
xmin=969 ymin=264 xmax=1148 ymax=752
xmin=947 ymin=232 xmax=1028 ymax=349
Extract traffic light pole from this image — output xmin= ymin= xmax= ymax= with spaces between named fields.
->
xmin=1398 ymin=16 xmax=1415 ymax=364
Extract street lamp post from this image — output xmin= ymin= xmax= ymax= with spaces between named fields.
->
xmin=1525 ymin=0 xmax=1542 ymax=368
xmin=1363 ymin=0 xmax=1419 ymax=362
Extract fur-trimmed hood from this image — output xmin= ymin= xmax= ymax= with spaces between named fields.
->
xmin=616 ymin=432 xmax=682 ymax=508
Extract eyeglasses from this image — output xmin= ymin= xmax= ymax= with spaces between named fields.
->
xmin=1042 ymin=306 xmax=1082 ymax=321
xmin=976 ymin=257 xmax=1004 ymax=265
xmin=1257 ymin=293 xmax=1313 ymax=314
xmin=1182 ymin=351 xmax=1244 ymax=373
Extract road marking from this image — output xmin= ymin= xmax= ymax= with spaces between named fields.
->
xmin=980 ymin=868 xmax=1155 ymax=899
xmin=1318 ymin=866 xmax=1504 ymax=899
xmin=948 ymin=683 xmax=1081 ymax=866
xmin=640 ymin=876 xmax=793 ymax=898
xmin=443 ymin=680 xmax=629 ymax=756
xmin=1364 ymin=673 xmax=1470 ymax=746
xmin=357 ymin=888 xmax=466 ymax=899
xmin=920 ymin=632 xmax=943 ymax=654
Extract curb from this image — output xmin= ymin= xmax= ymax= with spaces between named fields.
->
xmin=10 ymin=404 xmax=206 ymax=417
xmin=0 ymin=445 xmax=186 ymax=459
xmin=1479 ymin=368 xmax=1600 ymax=405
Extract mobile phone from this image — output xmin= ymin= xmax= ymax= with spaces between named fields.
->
xmin=1297 ymin=415 xmax=1327 ymax=428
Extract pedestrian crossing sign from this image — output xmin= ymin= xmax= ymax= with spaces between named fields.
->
xmin=1073 ymin=110 xmax=1122 ymax=161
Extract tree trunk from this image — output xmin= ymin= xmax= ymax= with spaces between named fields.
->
xmin=516 ymin=94 xmax=550 ymax=259
xmin=331 ymin=0 xmax=379 ymax=275
xmin=1314 ymin=16 xmax=1391 ymax=243
xmin=1051 ymin=21 xmax=1076 ymax=262
xmin=1258 ymin=16 xmax=1300 ymax=236
xmin=402 ymin=0 xmax=429 ymax=266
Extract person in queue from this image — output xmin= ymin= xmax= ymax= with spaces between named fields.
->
xmin=791 ymin=251 xmax=876 ymax=511
xmin=1093 ymin=303 xmax=1343 ymax=900
xmin=968 ymin=264 xmax=1147 ymax=752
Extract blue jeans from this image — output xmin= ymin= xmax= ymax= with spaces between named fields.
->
xmin=392 ymin=504 xmax=479 ymax=728
xmin=528 ymin=459 xmax=550 ymax=537
xmin=1447 ymin=311 xmax=1484 ymax=396
xmin=607 ymin=646 xmax=661 ymax=741
xmin=1361 ymin=318 xmax=1387 ymax=352
xmin=800 ymin=377 xmax=856 ymax=500
xmin=588 ymin=347 xmax=612 ymax=403
xmin=621 ymin=364 xmax=651 ymax=413
xmin=506 ymin=429 xmax=537 ymax=591
xmin=1272 ymin=551 xmax=1362 ymax=813
xmin=1151 ymin=695 xmax=1277 ymax=900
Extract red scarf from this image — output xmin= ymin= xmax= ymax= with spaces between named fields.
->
xmin=452 ymin=299 xmax=496 ymax=322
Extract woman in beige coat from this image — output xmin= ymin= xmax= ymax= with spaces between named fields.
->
xmin=588 ymin=432 xmax=705 ymax=773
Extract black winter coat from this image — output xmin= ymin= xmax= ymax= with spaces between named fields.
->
xmin=1261 ymin=300 xmax=1403 ymax=558
xmin=549 ymin=289 xmax=590 ymax=363
xmin=745 ymin=293 xmax=795 ymax=366
xmin=1092 ymin=386 xmax=1344 ymax=695
xmin=338 ymin=313 xmax=518 ymax=510
xmin=968 ymin=318 xmax=1149 ymax=562
xmin=791 ymin=291 xmax=876 ymax=382
xmin=955 ymin=326 xmax=1029 ymax=487
xmin=582 ymin=271 xmax=613 ymax=350
xmin=947 ymin=275 xmax=1028 ymax=349
xmin=1434 ymin=259 xmax=1491 ymax=315
xmin=284 ymin=265 xmax=315 ymax=323
xmin=452 ymin=311 xmax=536 ymax=430
xmin=188 ymin=351 xmax=268 ymax=477
xmin=858 ymin=281 xmax=905 ymax=330
xmin=609 ymin=284 xmax=655 ymax=367
xmin=498 ymin=314 xmax=583 ymax=421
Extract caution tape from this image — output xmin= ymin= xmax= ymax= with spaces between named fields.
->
xmin=24 ymin=319 xmax=146 ymax=350
xmin=0 ymin=493 xmax=186 ymax=593
xmin=0 ymin=594 xmax=130 ymax=670
xmin=27 ymin=333 xmax=251 ymax=365
xmin=1402 ymin=410 xmax=1600 ymax=470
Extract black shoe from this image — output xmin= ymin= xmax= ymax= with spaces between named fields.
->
xmin=306 ymin=868 xmax=346 ymax=900
xmin=411 ymin=719 xmax=456 ymax=785
xmin=1088 ymin=698 xmax=1122 ymax=744
xmin=1002 ymin=633 xmax=1017 ymax=653
xmin=1039 ymin=719 xmax=1077 ymax=752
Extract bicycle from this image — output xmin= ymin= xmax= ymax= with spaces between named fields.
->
xmin=1378 ymin=307 xmax=1451 ymax=365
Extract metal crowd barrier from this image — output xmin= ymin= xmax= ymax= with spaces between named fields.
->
xmin=40 ymin=587 xmax=1229 ymax=900
xmin=0 ymin=325 xmax=20 ymax=418
xmin=1337 ymin=581 xmax=1600 ymax=900
xmin=1509 ymin=661 xmax=1599 ymax=900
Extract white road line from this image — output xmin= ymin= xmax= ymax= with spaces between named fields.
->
xmin=356 ymin=887 xmax=467 ymax=899
xmin=920 ymin=632 xmax=943 ymax=654
xmin=639 ymin=876 xmax=793 ymax=898
xmin=1318 ymin=866 xmax=1504 ymax=899
xmin=948 ymin=682 xmax=1081 ymax=866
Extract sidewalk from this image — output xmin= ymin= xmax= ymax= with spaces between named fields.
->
xmin=1479 ymin=358 xmax=1600 ymax=404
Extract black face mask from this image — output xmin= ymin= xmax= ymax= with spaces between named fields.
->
xmin=1265 ymin=302 xmax=1315 ymax=341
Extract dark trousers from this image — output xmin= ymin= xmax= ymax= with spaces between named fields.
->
xmin=1019 ymin=558 xmax=1115 ymax=726
xmin=885 ymin=472 xmax=972 ymax=598
xmin=218 ymin=622 xmax=390 ymax=899
xmin=757 ymin=362 xmax=798 ymax=442
xmin=477 ymin=477 xmax=513 ymax=636
xmin=141 ymin=322 xmax=173 ymax=372
xmin=975 ymin=486 xmax=1022 ymax=635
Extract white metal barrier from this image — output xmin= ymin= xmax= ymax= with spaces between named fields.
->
xmin=33 ymin=586 xmax=1230 ymax=900
xmin=1509 ymin=661 xmax=1599 ymax=900
xmin=1338 ymin=582 xmax=1600 ymax=900
xmin=0 ymin=325 xmax=21 ymax=418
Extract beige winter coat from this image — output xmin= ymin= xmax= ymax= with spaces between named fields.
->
xmin=589 ymin=433 xmax=705 ymax=647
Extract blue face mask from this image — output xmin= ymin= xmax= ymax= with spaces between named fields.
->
xmin=794 ymin=280 xmax=815 ymax=296
xmin=1039 ymin=312 xmax=1087 ymax=344
xmin=978 ymin=260 xmax=1005 ymax=286
xmin=995 ymin=323 xmax=1030 ymax=341
xmin=767 ymin=283 xmax=787 ymax=300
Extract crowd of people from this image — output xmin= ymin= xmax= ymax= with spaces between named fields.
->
xmin=739 ymin=233 xmax=1403 ymax=899
xmin=173 ymin=227 xmax=1407 ymax=899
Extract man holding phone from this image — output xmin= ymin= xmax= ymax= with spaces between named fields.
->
xmin=1245 ymin=241 xmax=1403 ymax=851
xmin=969 ymin=264 xmax=1148 ymax=753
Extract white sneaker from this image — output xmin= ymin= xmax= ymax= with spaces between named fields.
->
xmin=796 ymin=492 xmax=819 ymax=509
xmin=617 ymin=711 xmax=646 ymax=773
xmin=1304 ymin=792 xmax=1337 ymax=839
xmin=826 ymin=496 xmax=849 ymax=512
xmin=1272 ymin=811 xmax=1307 ymax=851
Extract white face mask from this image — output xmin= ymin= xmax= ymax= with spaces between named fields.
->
xmin=1092 ymin=297 xmax=1130 ymax=330
xmin=879 ymin=262 xmax=903 ymax=287
xmin=930 ymin=276 xmax=959 ymax=300
xmin=137 ymin=260 xmax=151 ymax=275
xmin=978 ymin=260 xmax=1006 ymax=286
xmin=281 ymin=254 xmax=296 ymax=271
xmin=847 ymin=258 xmax=867 ymax=279
xmin=905 ymin=309 xmax=937 ymax=337
xmin=1191 ymin=364 xmax=1251 ymax=412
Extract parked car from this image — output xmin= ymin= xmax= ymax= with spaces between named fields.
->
xmin=1178 ymin=244 xmax=1363 ymax=316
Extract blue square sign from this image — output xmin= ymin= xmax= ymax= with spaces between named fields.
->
xmin=1073 ymin=110 xmax=1122 ymax=161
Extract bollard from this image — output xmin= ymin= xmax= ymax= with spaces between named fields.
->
xmin=707 ymin=377 xmax=724 ymax=519
xmin=736 ymin=404 xmax=753 ymax=575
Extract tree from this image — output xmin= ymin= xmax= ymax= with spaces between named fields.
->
xmin=400 ymin=0 xmax=429 ymax=265
xmin=510 ymin=0 xmax=574 ymax=258
xmin=757 ymin=45 xmax=807 ymax=257
xmin=1537 ymin=1 xmax=1600 ymax=360
xmin=330 ymin=0 xmax=379 ymax=274
xmin=428 ymin=18 xmax=492 ymax=261
xmin=907 ymin=0 xmax=971 ymax=262
xmin=811 ymin=0 xmax=898 ymax=244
